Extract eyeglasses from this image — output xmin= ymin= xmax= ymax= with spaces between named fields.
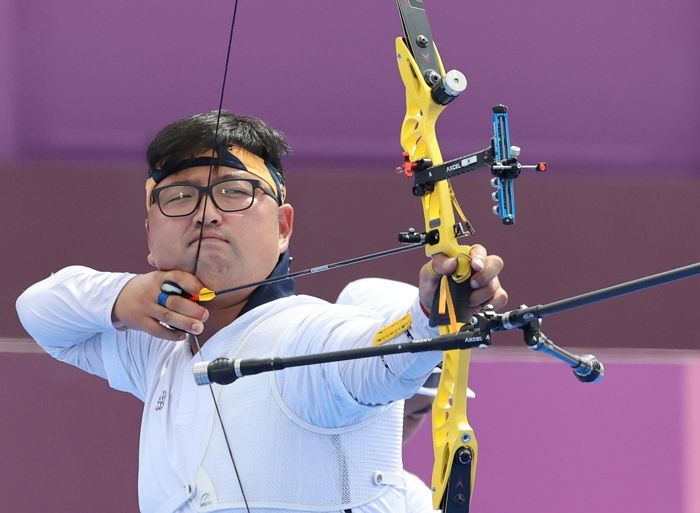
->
xmin=151 ymin=178 xmax=278 ymax=217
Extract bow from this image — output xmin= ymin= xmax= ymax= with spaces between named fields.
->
xmin=394 ymin=2 xmax=479 ymax=509
xmin=394 ymin=1 xmax=544 ymax=510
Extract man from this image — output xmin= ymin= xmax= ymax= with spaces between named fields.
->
xmin=17 ymin=111 xmax=506 ymax=513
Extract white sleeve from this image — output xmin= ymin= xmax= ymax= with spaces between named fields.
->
xmin=276 ymin=293 xmax=441 ymax=427
xmin=336 ymin=277 xmax=421 ymax=318
xmin=336 ymin=277 xmax=435 ymax=338
xmin=336 ymin=276 xmax=441 ymax=391
xmin=16 ymin=265 xmax=164 ymax=401
xmin=336 ymin=297 xmax=441 ymax=410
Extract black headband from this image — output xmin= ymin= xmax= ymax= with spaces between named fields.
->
xmin=148 ymin=148 xmax=286 ymax=203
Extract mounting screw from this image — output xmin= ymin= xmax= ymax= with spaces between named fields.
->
xmin=416 ymin=34 xmax=429 ymax=47
xmin=457 ymin=447 xmax=473 ymax=464
xmin=461 ymin=433 xmax=472 ymax=443
xmin=424 ymin=69 xmax=441 ymax=86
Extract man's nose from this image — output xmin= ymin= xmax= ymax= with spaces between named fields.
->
xmin=194 ymin=194 xmax=223 ymax=225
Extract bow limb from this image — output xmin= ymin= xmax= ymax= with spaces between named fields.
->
xmin=395 ymin=14 xmax=478 ymax=513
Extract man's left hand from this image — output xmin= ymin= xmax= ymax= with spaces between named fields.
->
xmin=418 ymin=244 xmax=508 ymax=318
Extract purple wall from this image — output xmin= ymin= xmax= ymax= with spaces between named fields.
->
xmin=0 ymin=346 xmax=141 ymax=510
xmin=403 ymin=351 xmax=698 ymax=513
xmin=2 ymin=0 xmax=699 ymax=173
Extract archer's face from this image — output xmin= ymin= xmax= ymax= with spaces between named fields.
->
xmin=146 ymin=165 xmax=293 ymax=303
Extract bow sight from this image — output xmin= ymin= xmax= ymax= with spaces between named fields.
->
xmin=395 ymin=1 xmax=546 ymax=228
xmin=397 ymin=103 xmax=547 ymax=228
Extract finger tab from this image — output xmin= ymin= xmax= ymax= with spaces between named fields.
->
xmin=161 ymin=281 xmax=185 ymax=296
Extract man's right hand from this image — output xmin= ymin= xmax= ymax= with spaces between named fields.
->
xmin=111 ymin=271 xmax=209 ymax=341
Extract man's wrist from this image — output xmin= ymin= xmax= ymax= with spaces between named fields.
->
xmin=419 ymin=301 xmax=431 ymax=318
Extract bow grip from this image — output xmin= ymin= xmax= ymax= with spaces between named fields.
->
xmin=429 ymin=271 xmax=474 ymax=328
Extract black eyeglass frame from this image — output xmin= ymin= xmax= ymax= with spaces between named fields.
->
xmin=150 ymin=178 xmax=279 ymax=218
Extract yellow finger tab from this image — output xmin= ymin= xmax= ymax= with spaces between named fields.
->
xmin=372 ymin=313 xmax=412 ymax=346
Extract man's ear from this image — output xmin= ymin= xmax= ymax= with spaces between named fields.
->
xmin=145 ymin=219 xmax=157 ymax=268
xmin=278 ymin=204 xmax=294 ymax=254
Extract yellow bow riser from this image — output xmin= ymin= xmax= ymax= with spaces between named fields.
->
xmin=395 ymin=36 xmax=479 ymax=510
xmin=395 ymin=37 xmax=472 ymax=281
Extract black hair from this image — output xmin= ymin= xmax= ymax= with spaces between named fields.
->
xmin=146 ymin=110 xmax=290 ymax=175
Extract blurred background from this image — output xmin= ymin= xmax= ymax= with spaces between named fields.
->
xmin=1 ymin=0 xmax=698 ymax=511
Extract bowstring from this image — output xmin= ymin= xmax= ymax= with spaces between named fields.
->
xmin=191 ymin=0 xmax=239 ymax=278
xmin=190 ymin=1 xmax=252 ymax=512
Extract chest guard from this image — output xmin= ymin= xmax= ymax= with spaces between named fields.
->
xmin=174 ymin=301 xmax=405 ymax=512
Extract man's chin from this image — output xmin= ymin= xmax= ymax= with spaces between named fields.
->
xmin=195 ymin=261 xmax=241 ymax=289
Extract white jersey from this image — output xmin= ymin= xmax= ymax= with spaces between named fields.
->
xmin=17 ymin=266 xmax=442 ymax=513
xmin=339 ymin=280 xmax=447 ymax=513
xmin=403 ymin=471 xmax=436 ymax=513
